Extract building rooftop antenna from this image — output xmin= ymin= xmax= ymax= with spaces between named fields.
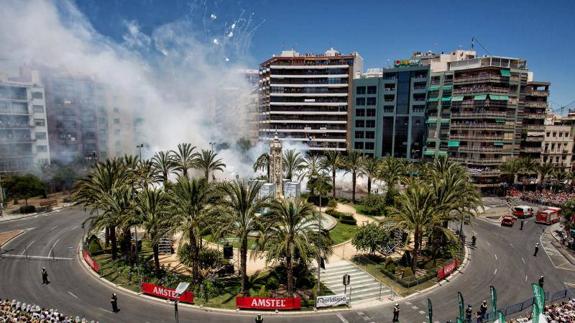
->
xmin=471 ymin=37 xmax=491 ymax=56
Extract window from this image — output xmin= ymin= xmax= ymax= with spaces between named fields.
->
xmin=384 ymin=106 xmax=394 ymax=113
xmin=34 ymin=119 xmax=45 ymax=127
xmin=367 ymin=86 xmax=377 ymax=94
xmin=113 ymin=118 xmax=120 ymax=124
xmin=365 ymin=142 xmax=375 ymax=150
xmin=366 ymin=131 xmax=375 ymax=139
xmin=553 ymin=132 xmax=556 ymax=137
xmin=37 ymin=145 xmax=48 ymax=152
xmin=366 ymin=120 xmax=375 ymax=128
xmin=356 ymin=98 xmax=365 ymax=105
xmin=355 ymin=120 xmax=365 ymax=128
xmin=356 ymin=86 xmax=366 ymax=95
xmin=113 ymin=107 xmax=120 ymax=113
xmin=354 ymin=142 xmax=364 ymax=149
xmin=355 ymin=131 xmax=364 ymax=138
xmin=33 ymin=105 xmax=44 ymax=113
xmin=367 ymin=97 xmax=377 ymax=105
xmin=35 ymin=132 xmax=46 ymax=140
xmin=32 ymin=92 xmax=43 ymax=99
xmin=367 ymin=109 xmax=376 ymax=117
xmin=356 ymin=109 xmax=365 ymax=116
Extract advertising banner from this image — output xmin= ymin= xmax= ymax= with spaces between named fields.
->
xmin=140 ymin=282 xmax=194 ymax=304
xmin=438 ymin=259 xmax=459 ymax=281
xmin=316 ymin=294 xmax=347 ymax=308
xmin=457 ymin=291 xmax=464 ymax=321
xmin=82 ymin=250 xmax=100 ymax=273
xmin=490 ymin=285 xmax=497 ymax=318
xmin=236 ymin=297 xmax=301 ymax=310
xmin=531 ymin=284 xmax=546 ymax=323
xmin=427 ymin=298 xmax=433 ymax=323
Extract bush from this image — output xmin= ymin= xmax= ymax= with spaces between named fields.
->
xmin=258 ymin=285 xmax=269 ymax=297
xmin=19 ymin=205 xmax=36 ymax=214
xmin=402 ymin=267 xmax=414 ymax=279
xmin=325 ymin=209 xmax=356 ymax=225
xmin=357 ymin=194 xmax=387 ymax=216
xmin=87 ymin=235 xmax=103 ymax=254
xmin=327 ymin=199 xmax=338 ymax=209
xmin=340 ymin=215 xmax=357 ymax=225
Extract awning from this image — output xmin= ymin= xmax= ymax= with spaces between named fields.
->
xmin=451 ymin=96 xmax=464 ymax=102
xmin=490 ymin=95 xmax=509 ymax=101
xmin=500 ymin=69 xmax=511 ymax=77
xmin=437 ymin=151 xmax=448 ymax=157
xmin=440 ymin=119 xmax=450 ymax=124
xmin=448 ymin=140 xmax=460 ymax=148
xmin=494 ymin=141 xmax=504 ymax=146
xmin=442 ymin=85 xmax=453 ymax=90
xmin=423 ymin=150 xmax=435 ymax=156
xmin=427 ymin=97 xmax=439 ymax=102
xmin=426 ymin=118 xmax=438 ymax=124
xmin=428 ymin=85 xmax=440 ymax=91
xmin=496 ymin=119 xmax=506 ymax=123
xmin=441 ymin=97 xmax=452 ymax=102
xmin=474 ymin=94 xmax=487 ymax=100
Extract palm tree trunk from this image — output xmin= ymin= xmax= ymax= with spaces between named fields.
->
xmin=286 ymin=252 xmax=294 ymax=296
xmin=205 ymin=169 xmax=209 ymax=182
xmin=367 ymin=176 xmax=372 ymax=195
xmin=240 ymin=237 xmax=248 ymax=296
xmin=412 ymin=226 xmax=420 ymax=272
xmin=153 ymin=243 xmax=160 ymax=274
xmin=352 ymin=170 xmax=357 ymax=203
xmin=332 ymin=168 xmax=336 ymax=198
xmin=189 ymin=228 xmax=199 ymax=283
xmin=267 ymin=163 xmax=270 ymax=182
xmin=110 ymin=226 xmax=118 ymax=260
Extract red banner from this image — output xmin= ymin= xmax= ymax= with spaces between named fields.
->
xmin=437 ymin=259 xmax=459 ymax=281
xmin=140 ymin=282 xmax=194 ymax=304
xmin=236 ymin=297 xmax=301 ymax=310
xmin=82 ymin=250 xmax=100 ymax=273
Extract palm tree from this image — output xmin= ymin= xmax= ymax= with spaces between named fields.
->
xmin=253 ymin=153 xmax=271 ymax=181
xmin=360 ymin=157 xmax=380 ymax=195
xmin=283 ymin=149 xmax=305 ymax=181
xmin=322 ymin=151 xmax=342 ymax=198
xmin=215 ymin=180 xmax=267 ymax=295
xmin=387 ymin=180 xmax=441 ymax=272
xmin=135 ymin=159 xmax=156 ymax=189
xmin=167 ymin=177 xmax=214 ymax=283
xmin=343 ymin=150 xmax=363 ymax=203
xmin=537 ymin=162 xmax=556 ymax=185
xmin=257 ymin=199 xmax=330 ymax=296
xmin=379 ymin=156 xmax=407 ymax=191
xmin=75 ymin=159 xmax=128 ymax=260
xmin=134 ymin=188 xmax=170 ymax=273
xmin=195 ymin=149 xmax=226 ymax=182
xmin=301 ymin=153 xmax=324 ymax=195
xmin=172 ymin=143 xmax=198 ymax=179
xmin=152 ymin=151 xmax=175 ymax=185
xmin=499 ymin=158 xmax=522 ymax=186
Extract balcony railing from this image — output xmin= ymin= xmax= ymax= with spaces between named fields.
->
xmin=451 ymin=112 xmax=508 ymax=119
xmin=522 ymin=147 xmax=542 ymax=153
xmin=451 ymin=157 xmax=504 ymax=165
xmin=525 ymin=90 xmax=548 ymax=97
xmin=523 ymin=113 xmax=545 ymax=119
xmin=450 ymin=123 xmax=513 ymax=130
xmin=450 ymin=135 xmax=506 ymax=141
xmin=458 ymin=146 xmax=505 ymax=153
xmin=523 ymin=101 xmax=547 ymax=108
xmin=524 ymin=124 xmax=545 ymax=131
xmin=453 ymin=86 xmax=511 ymax=95
xmin=454 ymin=75 xmax=519 ymax=84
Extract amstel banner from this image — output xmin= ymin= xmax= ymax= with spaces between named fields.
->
xmin=140 ymin=282 xmax=194 ymax=304
xmin=82 ymin=250 xmax=100 ymax=273
xmin=236 ymin=297 xmax=301 ymax=310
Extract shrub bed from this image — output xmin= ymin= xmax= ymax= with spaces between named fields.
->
xmin=325 ymin=209 xmax=357 ymax=225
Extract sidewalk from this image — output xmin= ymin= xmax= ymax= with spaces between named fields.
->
xmin=0 ymin=205 xmax=68 ymax=223
xmin=546 ymin=223 xmax=575 ymax=266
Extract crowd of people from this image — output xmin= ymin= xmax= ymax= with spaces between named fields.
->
xmin=511 ymin=298 xmax=575 ymax=323
xmin=1 ymin=298 xmax=97 ymax=323
xmin=507 ymin=188 xmax=575 ymax=207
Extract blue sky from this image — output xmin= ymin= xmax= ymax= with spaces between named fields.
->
xmin=75 ymin=0 xmax=575 ymax=112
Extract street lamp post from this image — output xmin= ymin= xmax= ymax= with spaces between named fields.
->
xmin=209 ymin=142 xmax=215 ymax=151
xmin=136 ymin=144 xmax=144 ymax=160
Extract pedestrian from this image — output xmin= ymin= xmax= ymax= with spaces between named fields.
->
xmin=41 ymin=267 xmax=49 ymax=284
xmin=534 ymin=243 xmax=539 ymax=257
xmin=476 ymin=311 xmax=483 ymax=323
xmin=538 ymin=275 xmax=544 ymax=289
xmin=110 ymin=293 xmax=118 ymax=313
xmin=255 ymin=314 xmax=263 ymax=323
xmin=520 ymin=219 xmax=524 ymax=230
xmin=465 ymin=304 xmax=473 ymax=323
xmin=393 ymin=303 xmax=400 ymax=322
xmin=479 ymin=300 xmax=487 ymax=319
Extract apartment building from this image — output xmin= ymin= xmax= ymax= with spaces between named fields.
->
xmin=521 ymin=81 xmax=550 ymax=160
xmin=0 ymin=78 xmax=50 ymax=173
xmin=351 ymin=62 xmax=429 ymax=159
xmin=541 ymin=124 xmax=573 ymax=170
xmin=258 ymin=49 xmax=363 ymax=152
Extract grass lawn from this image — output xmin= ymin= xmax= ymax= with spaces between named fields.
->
xmin=329 ymin=221 xmax=358 ymax=245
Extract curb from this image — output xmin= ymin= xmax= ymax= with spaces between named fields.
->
xmin=76 ymin=241 xmax=351 ymax=316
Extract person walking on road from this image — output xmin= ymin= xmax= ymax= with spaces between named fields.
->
xmin=41 ymin=267 xmax=49 ymax=284
xmin=534 ymin=242 xmax=539 ymax=257
xmin=465 ymin=304 xmax=473 ymax=323
xmin=255 ymin=314 xmax=263 ymax=323
xmin=479 ymin=300 xmax=488 ymax=319
xmin=539 ymin=275 xmax=544 ymax=289
xmin=110 ymin=293 xmax=119 ymax=313
xmin=520 ymin=219 xmax=524 ymax=230
xmin=392 ymin=303 xmax=400 ymax=322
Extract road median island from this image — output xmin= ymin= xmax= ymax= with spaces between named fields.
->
xmin=0 ymin=230 xmax=25 ymax=247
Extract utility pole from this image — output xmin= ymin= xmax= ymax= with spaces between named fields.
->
xmin=136 ymin=144 xmax=144 ymax=160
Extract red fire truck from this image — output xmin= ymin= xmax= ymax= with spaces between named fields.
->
xmin=535 ymin=207 xmax=561 ymax=225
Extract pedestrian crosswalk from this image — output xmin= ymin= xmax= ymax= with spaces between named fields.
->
xmin=320 ymin=260 xmax=394 ymax=304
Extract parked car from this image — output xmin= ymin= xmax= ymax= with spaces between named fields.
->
xmin=512 ymin=205 xmax=534 ymax=218
xmin=501 ymin=215 xmax=517 ymax=227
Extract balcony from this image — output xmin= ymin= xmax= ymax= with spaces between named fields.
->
xmin=270 ymin=92 xmax=348 ymax=97
xmin=450 ymin=134 xmax=506 ymax=141
xmin=523 ymin=101 xmax=547 ymax=108
xmin=450 ymin=123 xmax=513 ymax=130
xmin=451 ymin=157 xmax=503 ymax=165
xmin=267 ymin=119 xmax=347 ymax=124
xmin=458 ymin=146 xmax=504 ymax=153
xmin=521 ymin=147 xmax=542 ymax=153
xmin=524 ymin=124 xmax=545 ymax=131
xmin=525 ymin=90 xmax=548 ymax=97
xmin=269 ymin=64 xmax=349 ymax=69
xmin=523 ymin=113 xmax=545 ymax=119
xmin=451 ymin=112 xmax=508 ymax=119
xmin=453 ymin=86 xmax=511 ymax=95
xmin=454 ymin=75 xmax=520 ymax=84
xmin=270 ymin=101 xmax=347 ymax=107
xmin=269 ymin=111 xmax=347 ymax=115
xmin=270 ymin=74 xmax=349 ymax=79
xmin=270 ymin=83 xmax=348 ymax=87
xmin=259 ymin=128 xmax=346 ymax=133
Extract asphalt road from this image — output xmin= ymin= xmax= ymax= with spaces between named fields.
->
xmin=1 ymin=207 xmax=573 ymax=323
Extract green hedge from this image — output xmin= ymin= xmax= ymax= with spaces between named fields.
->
xmin=379 ymin=266 xmax=437 ymax=288
xmin=325 ymin=208 xmax=357 ymax=225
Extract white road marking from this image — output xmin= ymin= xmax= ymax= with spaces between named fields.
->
xmin=418 ymin=310 xmax=425 ymax=314
xmin=67 ymin=291 xmax=79 ymax=299
xmin=21 ymin=240 xmax=35 ymax=255
xmin=1 ymin=254 xmax=73 ymax=260
xmin=336 ymin=313 xmax=349 ymax=323
xmin=412 ymin=305 xmax=418 ymax=310
xmin=494 ymin=268 xmax=498 ymax=275
xmin=50 ymin=226 xmax=58 ymax=231
xmin=494 ymin=254 xmax=498 ymax=261
xmin=48 ymin=238 xmax=61 ymax=257
xmin=522 ymin=257 xmax=526 ymax=264
xmin=525 ymin=275 xmax=528 ymax=282
xmin=98 ymin=308 xmax=113 ymax=314
xmin=486 ymin=241 xmax=491 ymax=246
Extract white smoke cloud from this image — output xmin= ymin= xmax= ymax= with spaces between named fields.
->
xmin=0 ymin=0 xmax=263 ymax=178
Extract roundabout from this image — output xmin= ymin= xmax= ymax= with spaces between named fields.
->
xmin=2 ymin=203 xmax=574 ymax=322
